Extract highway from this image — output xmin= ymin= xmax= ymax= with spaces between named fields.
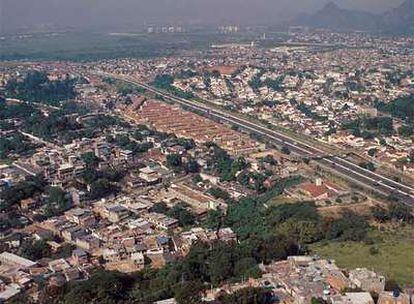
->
xmin=105 ymin=73 xmax=414 ymax=206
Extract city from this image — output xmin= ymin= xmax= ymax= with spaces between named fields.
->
xmin=0 ymin=1 xmax=413 ymax=303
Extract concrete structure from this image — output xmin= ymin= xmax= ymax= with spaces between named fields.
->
xmin=0 ymin=252 xmax=36 ymax=269
xmin=378 ymin=291 xmax=410 ymax=304
xmin=349 ymin=268 xmax=385 ymax=294
xmin=331 ymin=292 xmax=375 ymax=304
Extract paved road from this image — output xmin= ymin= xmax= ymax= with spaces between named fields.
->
xmin=105 ymin=73 xmax=414 ymax=206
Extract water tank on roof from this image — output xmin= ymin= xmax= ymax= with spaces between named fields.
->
xmin=393 ymin=288 xmax=400 ymax=298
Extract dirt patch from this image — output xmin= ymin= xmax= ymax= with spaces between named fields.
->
xmin=317 ymin=199 xmax=381 ymax=218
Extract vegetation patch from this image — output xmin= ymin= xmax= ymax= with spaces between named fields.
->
xmin=310 ymin=226 xmax=414 ymax=286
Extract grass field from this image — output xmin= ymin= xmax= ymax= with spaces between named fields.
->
xmin=310 ymin=226 xmax=414 ymax=287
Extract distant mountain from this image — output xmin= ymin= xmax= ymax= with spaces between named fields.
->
xmin=297 ymin=0 xmax=413 ymax=34
xmin=298 ymin=2 xmax=380 ymax=31
xmin=382 ymin=0 xmax=414 ymax=34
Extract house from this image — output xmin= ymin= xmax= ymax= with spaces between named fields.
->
xmin=62 ymin=227 xmax=87 ymax=242
xmin=0 ymin=252 xmax=36 ymax=269
xmin=0 ymin=280 xmax=21 ymax=302
xmin=33 ymin=227 xmax=54 ymax=241
xmin=20 ymin=198 xmax=38 ymax=211
xmin=331 ymin=292 xmax=375 ymax=304
xmin=168 ymin=183 xmax=226 ymax=211
xmin=297 ymin=179 xmax=345 ymax=201
xmin=154 ymin=299 xmax=177 ymax=304
xmin=119 ymin=149 xmax=134 ymax=161
xmin=75 ymin=235 xmax=100 ymax=252
xmin=68 ymin=187 xmax=87 ymax=205
xmin=377 ymin=291 xmax=410 ymax=304
xmin=57 ymin=163 xmax=75 ymax=181
xmin=65 ymin=208 xmax=96 ymax=227
xmin=143 ymin=213 xmax=179 ymax=231
xmin=348 ymin=268 xmax=385 ymax=294
xmin=298 ymin=182 xmax=329 ymax=200
xmin=71 ymin=249 xmax=88 ymax=265
xmin=48 ymin=258 xmax=70 ymax=273
xmin=138 ymin=166 xmax=162 ymax=184
xmin=63 ymin=267 xmax=81 ymax=282
xmin=103 ymin=249 xmax=145 ymax=273
xmin=107 ymin=205 xmax=129 ymax=223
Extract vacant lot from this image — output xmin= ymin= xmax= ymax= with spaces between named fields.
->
xmin=310 ymin=226 xmax=414 ymax=287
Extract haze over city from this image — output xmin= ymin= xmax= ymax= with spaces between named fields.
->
xmin=0 ymin=0 xmax=413 ymax=303
xmin=0 ymin=0 xmax=406 ymax=32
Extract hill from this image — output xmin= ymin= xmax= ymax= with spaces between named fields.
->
xmin=297 ymin=0 xmax=414 ymax=34
xmin=382 ymin=0 xmax=414 ymax=34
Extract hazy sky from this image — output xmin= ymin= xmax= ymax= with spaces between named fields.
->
xmin=0 ymin=0 xmax=404 ymax=33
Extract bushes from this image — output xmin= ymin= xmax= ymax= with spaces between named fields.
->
xmin=151 ymin=202 xmax=196 ymax=227
xmin=167 ymin=204 xmax=196 ymax=227
xmin=325 ymin=212 xmax=369 ymax=242
xmin=52 ymin=197 xmax=378 ymax=304
xmin=19 ymin=240 xmax=51 ymax=261
xmin=0 ymin=176 xmax=45 ymax=211
xmin=208 ymin=187 xmax=230 ymax=201
xmin=372 ymin=202 xmax=414 ymax=224
xmin=5 ymin=70 xmax=78 ymax=105
xmin=0 ymin=133 xmax=38 ymax=159
xmin=376 ymin=95 xmax=414 ymax=121
xmin=217 ymin=287 xmax=275 ymax=304
xmin=44 ymin=187 xmax=72 ymax=218
xmin=60 ymin=270 xmax=134 ymax=304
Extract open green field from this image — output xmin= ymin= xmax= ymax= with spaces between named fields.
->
xmin=310 ymin=226 xmax=414 ymax=287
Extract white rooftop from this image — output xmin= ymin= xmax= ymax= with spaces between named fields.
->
xmin=0 ymin=252 xmax=36 ymax=268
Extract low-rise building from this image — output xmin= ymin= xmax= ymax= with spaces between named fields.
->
xmin=331 ymin=292 xmax=375 ymax=304
xmin=378 ymin=291 xmax=411 ymax=304
xmin=0 ymin=252 xmax=36 ymax=269
xmin=348 ymin=268 xmax=385 ymax=294
xmin=142 ymin=213 xmax=179 ymax=230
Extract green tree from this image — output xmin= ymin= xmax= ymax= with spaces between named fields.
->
xmin=311 ymin=298 xmax=326 ymax=304
xmin=218 ymin=287 xmax=274 ymax=304
xmin=203 ymin=209 xmax=223 ymax=230
xmin=19 ymin=240 xmax=51 ymax=261
xmin=5 ymin=70 xmax=78 ymax=105
xmin=234 ymin=257 xmax=261 ymax=279
xmin=153 ymin=74 xmax=174 ymax=89
xmin=166 ymin=153 xmax=182 ymax=170
xmin=281 ymin=146 xmax=291 ymax=155
xmin=151 ymin=202 xmax=169 ymax=214
xmin=89 ymin=178 xmax=116 ymax=200
xmin=326 ymin=212 xmax=369 ymax=241
xmin=81 ymin=168 xmax=99 ymax=185
xmin=398 ymin=125 xmax=414 ymax=137
xmin=174 ymin=280 xmax=203 ymax=304
xmin=168 ymin=204 xmax=196 ymax=227
xmin=0 ymin=176 xmax=45 ymax=211
xmin=359 ymin=161 xmax=375 ymax=171
xmin=389 ymin=202 xmax=414 ymax=223
xmin=185 ymin=159 xmax=200 ymax=173
xmin=62 ymin=270 xmax=133 ymax=304
xmin=81 ymin=152 xmax=100 ymax=168
xmin=278 ymin=219 xmax=323 ymax=244
xmin=44 ymin=186 xmax=72 ymax=217
xmin=208 ymin=187 xmax=230 ymax=201
xmin=409 ymin=150 xmax=414 ymax=163
xmin=368 ymin=148 xmax=377 ymax=157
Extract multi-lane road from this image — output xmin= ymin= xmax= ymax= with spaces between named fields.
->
xmin=105 ymin=73 xmax=414 ymax=206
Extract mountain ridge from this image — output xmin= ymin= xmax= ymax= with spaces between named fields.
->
xmin=296 ymin=0 xmax=414 ymax=34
